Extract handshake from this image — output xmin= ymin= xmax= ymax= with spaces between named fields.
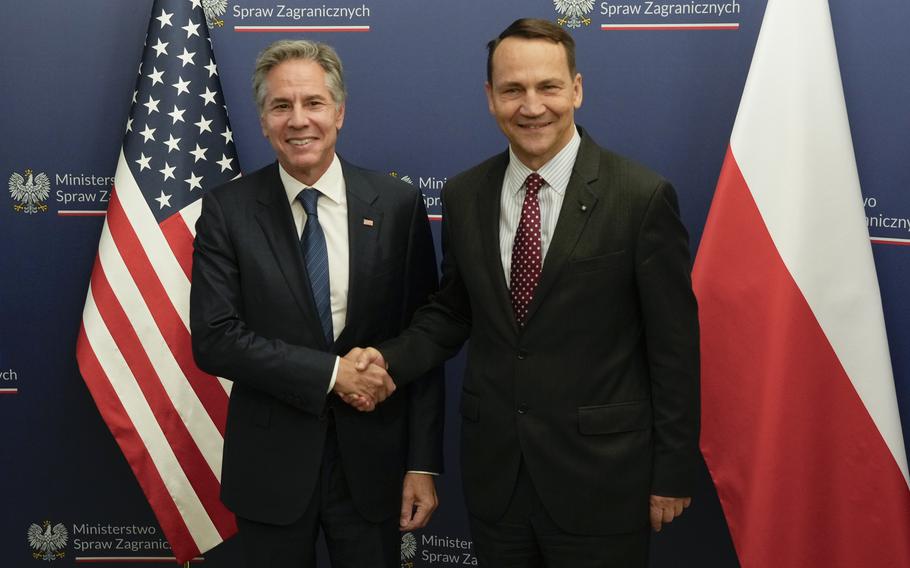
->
xmin=333 ymin=347 xmax=393 ymax=411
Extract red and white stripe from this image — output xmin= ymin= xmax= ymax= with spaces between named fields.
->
xmin=600 ymin=23 xmax=739 ymax=31
xmin=58 ymin=210 xmax=107 ymax=217
xmin=693 ymin=0 xmax=910 ymax=566
xmin=76 ymin=150 xmax=236 ymax=563
xmin=75 ymin=557 xmax=204 ymax=564
xmin=233 ymin=25 xmax=370 ymax=32
xmin=872 ymin=236 xmax=910 ymax=247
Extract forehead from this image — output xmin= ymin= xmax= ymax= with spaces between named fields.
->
xmin=490 ymin=37 xmax=571 ymax=83
xmin=264 ymin=59 xmax=331 ymax=98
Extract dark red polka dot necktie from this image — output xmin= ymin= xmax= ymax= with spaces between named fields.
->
xmin=510 ymin=173 xmax=544 ymax=326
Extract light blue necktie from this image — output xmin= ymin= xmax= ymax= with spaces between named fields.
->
xmin=298 ymin=188 xmax=333 ymax=345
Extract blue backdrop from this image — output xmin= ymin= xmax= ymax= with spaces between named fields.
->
xmin=3 ymin=1 xmax=909 ymax=566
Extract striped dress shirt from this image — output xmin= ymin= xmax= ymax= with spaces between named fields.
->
xmin=499 ymin=128 xmax=582 ymax=288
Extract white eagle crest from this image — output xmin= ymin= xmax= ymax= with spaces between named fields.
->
xmin=202 ymin=0 xmax=228 ymax=28
xmin=554 ymin=0 xmax=595 ymax=28
xmin=400 ymin=531 xmax=417 ymax=561
xmin=9 ymin=168 xmax=50 ymax=214
xmin=27 ymin=521 xmax=68 ymax=561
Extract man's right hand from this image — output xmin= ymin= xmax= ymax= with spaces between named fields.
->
xmin=349 ymin=346 xmax=387 ymax=373
xmin=333 ymin=355 xmax=395 ymax=411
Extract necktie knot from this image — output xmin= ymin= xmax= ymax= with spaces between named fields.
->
xmin=298 ymin=188 xmax=320 ymax=217
xmin=524 ymin=173 xmax=544 ymax=196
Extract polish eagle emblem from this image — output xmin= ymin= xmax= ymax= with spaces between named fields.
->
xmin=400 ymin=531 xmax=417 ymax=563
xmin=9 ymin=168 xmax=50 ymax=214
xmin=27 ymin=521 xmax=68 ymax=561
xmin=201 ymin=0 xmax=228 ymax=28
xmin=553 ymin=0 xmax=595 ymax=28
xmin=388 ymin=171 xmax=414 ymax=185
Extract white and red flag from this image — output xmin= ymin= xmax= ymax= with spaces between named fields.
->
xmin=694 ymin=0 xmax=910 ymax=566
xmin=76 ymin=0 xmax=238 ymax=562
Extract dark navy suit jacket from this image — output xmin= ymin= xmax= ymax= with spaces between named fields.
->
xmin=191 ymin=160 xmax=444 ymax=524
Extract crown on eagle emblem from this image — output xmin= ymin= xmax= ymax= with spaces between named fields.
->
xmin=554 ymin=0 xmax=595 ymax=28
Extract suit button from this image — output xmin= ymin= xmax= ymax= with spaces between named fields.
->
xmin=517 ymin=404 xmax=528 ymax=414
xmin=517 ymin=350 xmax=528 ymax=360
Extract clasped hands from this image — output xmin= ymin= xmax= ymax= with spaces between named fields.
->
xmin=333 ymin=347 xmax=391 ymax=411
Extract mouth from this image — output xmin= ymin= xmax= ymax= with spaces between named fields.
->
xmin=287 ymin=137 xmax=317 ymax=146
xmin=518 ymin=121 xmax=553 ymax=131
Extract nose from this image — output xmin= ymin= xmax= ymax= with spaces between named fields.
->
xmin=288 ymin=103 xmax=309 ymax=128
xmin=519 ymin=90 xmax=545 ymax=117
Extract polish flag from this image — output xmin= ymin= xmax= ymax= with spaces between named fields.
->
xmin=693 ymin=0 xmax=910 ymax=566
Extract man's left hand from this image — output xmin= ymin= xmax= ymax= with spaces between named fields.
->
xmin=400 ymin=473 xmax=438 ymax=531
xmin=649 ymin=495 xmax=691 ymax=532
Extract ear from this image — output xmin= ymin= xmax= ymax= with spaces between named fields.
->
xmin=259 ymin=113 xmax=269 ymax=138
xmin=573 ymin=73 xmax=583 ymax=109
xmin=335 ymin=102 xmax=346 ymax=130
xmin=485 ymin=82 xmax=495 ymax=115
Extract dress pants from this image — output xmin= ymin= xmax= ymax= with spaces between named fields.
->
xmin=236 ymin=413 xmax=400 ymax=568
xmin=469 ymin=460 xmax=650 ymax=568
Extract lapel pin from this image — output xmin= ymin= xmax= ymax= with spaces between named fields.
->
xmin=362 ymin=218 xmax=374 ymax=227
xmin=580 ymin=204 xmax=587 ymax=212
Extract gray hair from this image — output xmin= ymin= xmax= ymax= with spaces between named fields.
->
xmin=252 ymin=40 xmax=347 ymax=114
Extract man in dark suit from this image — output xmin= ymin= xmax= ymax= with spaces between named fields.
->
xmin=351 ymin=19 xmax=699 ymax=567
xmin=190 ymin=40 xmax=444 ymax=568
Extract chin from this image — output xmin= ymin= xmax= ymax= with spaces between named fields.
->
xmin=519 ymin=144 xmax=552 ymax=159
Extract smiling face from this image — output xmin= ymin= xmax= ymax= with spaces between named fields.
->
xmin=259 ymin=58 xmax=345 ymax=186
xmin=485 ymin=37 xmax=583 ymax=171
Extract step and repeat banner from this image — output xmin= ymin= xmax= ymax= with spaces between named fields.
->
xmin=2 ymin=0 xmax=908 ymax=566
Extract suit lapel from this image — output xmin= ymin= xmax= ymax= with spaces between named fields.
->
xmin=336 ymin=161 xmax=381 ymax=348
xmin=524 ymin=134 xmax=601 ymax=325
xmin=476 ymin=154 xmax=517 ymax=333
xmin=254 ymin=163 xmax=326 ymax=343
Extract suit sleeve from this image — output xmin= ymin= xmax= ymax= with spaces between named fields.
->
xmin=635 ymin=181 xmax=701 ymax=497
xmin=190 ymin=191 xmax=335 ymax=417
xmin=400 ymin=191 xmax=445 ymax=474
xmin=381 ymin=188 xmax=473 ymax=387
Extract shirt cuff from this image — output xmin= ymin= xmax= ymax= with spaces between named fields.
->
xmin=406 ymin=471 xmax=439 ymax=476
xmin=327 ymin=356 xmax=339 ymax=393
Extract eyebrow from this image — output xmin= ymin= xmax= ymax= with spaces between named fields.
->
xmin=495 ymin=78 xmax=566 ymax=89
xmin=268 ymin=93 xmax=330 ymax=105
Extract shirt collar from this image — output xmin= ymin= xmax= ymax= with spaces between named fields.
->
xmin=505 ymin=127 xmax=581 ymax=196
xmin=280 ymin=154 xmax=345 ymax=206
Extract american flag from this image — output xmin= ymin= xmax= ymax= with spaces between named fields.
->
xmin=76 ymin=0 xmax=238 ymax=562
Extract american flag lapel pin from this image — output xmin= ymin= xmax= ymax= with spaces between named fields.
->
xmin=362 ymin=218 xmax=374 ymax=227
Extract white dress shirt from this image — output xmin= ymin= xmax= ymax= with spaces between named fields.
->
xmin=279 ymin=155 xmax=348 ymax=391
